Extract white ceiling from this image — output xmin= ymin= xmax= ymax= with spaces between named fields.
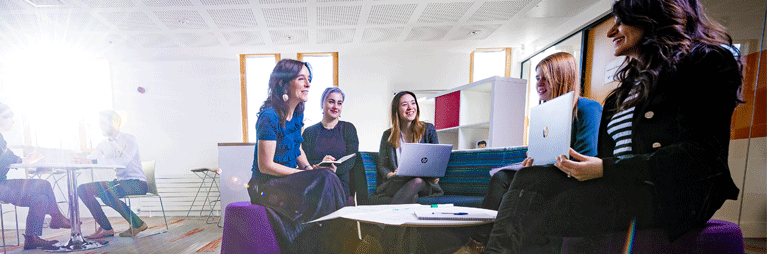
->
xmin=0 ymin=0 xmax=763 ymax=61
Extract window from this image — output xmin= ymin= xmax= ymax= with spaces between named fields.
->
xmin=470 ymin=48 xmax=511 ymax=82
xmin=239 ymin=52 xmax=338 ymax=142
xmin=240 ymin=54 xmax=280 ymax=142
xmin=297 ymin=52 xmax=338 ymax=126
xmin=0 ymin=56 xmax=112 ymax=152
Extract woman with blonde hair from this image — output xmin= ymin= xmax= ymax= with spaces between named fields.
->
xmin=455 ymin=52 xmax=602 ymax=254
xmin=374 ymin=91 xmax=442 ymax=204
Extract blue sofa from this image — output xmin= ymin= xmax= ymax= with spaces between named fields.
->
xmin=348 ymin=146 xmax=528 ymax=207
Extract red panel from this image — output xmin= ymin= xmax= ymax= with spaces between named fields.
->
xmin=435 ymin=91 xmax=460 ymax=129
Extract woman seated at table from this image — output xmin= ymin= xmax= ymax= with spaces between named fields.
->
xmin=456 ymin=52 xmax=602 ymax=254
xmin=302 ymin=87 xmax=359 ymax=204
xmin=374 ymin=91 xmax=442 ymax=204
xmin=0 ymin=102 xmax=72 ymax=250
xmin=246 ymin=59 xmax=347 ymax=253
xmin=484 ymin=0 xmax=742 ymax=252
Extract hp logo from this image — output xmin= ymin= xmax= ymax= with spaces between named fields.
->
xmin=543 ymin=126 xmax=549 ymax=138
xmin=421 ymin=157 xmax=428 ymax=163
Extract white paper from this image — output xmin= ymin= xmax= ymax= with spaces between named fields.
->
xmin=489 ymin=162 xmax=524 ymax=176
xmin=317 ymin=153 xmax=356 ymax=167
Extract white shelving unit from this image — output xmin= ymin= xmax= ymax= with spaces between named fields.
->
xmin=425 ymin=76 xmax=527 ymax=150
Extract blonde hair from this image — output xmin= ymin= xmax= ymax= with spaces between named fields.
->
xmin=387 ymin=91 xmax=425 ymax=148
xmin=536 ymin=52 xmax=580 ymax=113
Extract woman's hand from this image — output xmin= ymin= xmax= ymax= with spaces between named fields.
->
xmin=322 ymin=155 xmax=336 ymax=162
xmin=23 ymin=151 xmax=44 ymax=164
xmin=386 ymin=169 xmax=398 ymax=179
xmin=431 ymin=178 xmax=439 ymax=184
xmin=554 ymin=148 xmax=603 ymax=181
xmin=521 ymin=157 xmax=534 ymax=167
xmin=311 ymin=164 xmax=337 ymax=173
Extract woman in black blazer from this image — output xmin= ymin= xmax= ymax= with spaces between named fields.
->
xmin=374 ymin=91 xmax=443 ymax=204
xmin=483 ymin=0 xmax=742 ymax=253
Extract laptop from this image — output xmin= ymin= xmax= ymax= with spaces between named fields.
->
xmin=527 ymin=91 xmax=575 ymax=165
xmin=25 ymin=147 xmax=76 ymax=164
xmin=396 ymin=143 xmax=452 ymax=177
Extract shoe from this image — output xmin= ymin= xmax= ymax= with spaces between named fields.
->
xmin=49 ymin=217 xmax=72 ymax=229
xmin=119 ymin=222 xmax=148 ymax=237
xmin=453 ymin=238 xmax=485 ymax=254
xmin=85 ymin=227 xmax=115 ymax=239
xmin=23 ymin=234 xmax=58 ymax=250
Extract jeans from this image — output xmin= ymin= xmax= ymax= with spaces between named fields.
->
xmin=78 ymin=179 xmax=148 ymax=230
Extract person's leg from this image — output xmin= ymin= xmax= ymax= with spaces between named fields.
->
xmin=99 ymin=180 xmax=148 ymax=229
xmin=468 ymin=170 xmax=515 ymax=246
xmin=19 ymin=179 xmax=69 ymax=224
xmin=391 ymin=178 xmax=426 ymax=204
xmin=78 ymin=181 xmax=114 ymax=230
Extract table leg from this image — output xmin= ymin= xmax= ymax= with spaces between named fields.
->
xmin=47 ymin=168 xmax=108 ymax=252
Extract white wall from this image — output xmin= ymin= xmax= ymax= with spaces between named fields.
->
xmin=107 ymin=50 xmax=471 ymax=175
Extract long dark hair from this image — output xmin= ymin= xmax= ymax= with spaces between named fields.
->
xmin=258 ymin=59 xmax=312 ymax=126
xmin=609 ymin=0 xmax=742 ymax=111
xmin=388 ymin=91 xmax=425 ymax=148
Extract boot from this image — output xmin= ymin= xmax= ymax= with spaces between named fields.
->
xmin=49 ymin=216 xmax=72 ymax=229
xmin=23 ymin=234 xmax=58 ymax=250
xmin=484 ymin=189 xmax=549 ymax=254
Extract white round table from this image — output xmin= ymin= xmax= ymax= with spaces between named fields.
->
xmin=10 ymin=163 xmax=124 ymax=252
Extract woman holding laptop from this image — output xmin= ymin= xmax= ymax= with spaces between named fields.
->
xmin=484 ymin=0 xmax=742 ymax=253
xmin=0 ymin=102 xmax=72 ymax=250
xmin=374 ymin=91 xmax=443 ymax=204
xmin=456 ymin=52 xmax=603 ymax=254
xmin=302 ymin=87 xmax=359 ymax=204
xmin=245 ymin=59 xmax=347 ymax=253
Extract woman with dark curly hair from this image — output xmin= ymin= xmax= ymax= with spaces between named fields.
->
xmin=246 ymin=59 xmax=347 ymax=253
xmin=482 ymin=0 xmax=742 ymax=253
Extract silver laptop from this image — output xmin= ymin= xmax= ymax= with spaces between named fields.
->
xmin=25 ymin=147 xmax=76 ymax=164
xmin=396 ymin=143 xmax=452 ymax=177
xmin=527 ymin=91 xmax=575 ymax=165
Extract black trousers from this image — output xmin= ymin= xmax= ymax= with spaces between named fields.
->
xmin=484 ymin=166 xmax=656 ymax=254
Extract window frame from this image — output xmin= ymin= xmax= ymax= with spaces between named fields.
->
xmin=297 ymin=52 xmax=339 ymax=87
xmin=469 ymin=47 xmax=512 ymax=83
xmin=239 ymin=53 xmax=281 ymax=142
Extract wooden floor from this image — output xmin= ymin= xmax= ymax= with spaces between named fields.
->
xmin=1 ymin=216 xmax=223 ymax=254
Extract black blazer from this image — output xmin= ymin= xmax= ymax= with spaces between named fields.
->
xmin=374 ymin=122 xmax=443 ymax=197
xmin=598 ymin=45 xmax=740 ymax=240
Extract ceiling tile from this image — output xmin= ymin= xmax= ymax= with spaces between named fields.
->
xmin=318 ymin=28 xmax=355 ymax=44
xmin=262 ymin=7 xmax=307 ymax=27
xmin=46 ymin=12 xmax=111 ymax=32
xmin=260 ymin=0 xmax=305 ymax=4
xmin=222 ymin=31 xmax=265 ymax=46
xmin=405 ymin=26 xmax=451 ymax=41
xmin=80 ymin=0 xmax=135 ymax=8
xmin=361 ymin=27 xmax=403 ymax=43
xmin=269 ymin=29 xmax=308 ymax=45
xmin=317 ymin=0 xmax=361 ymax=2
xmin=418 ymin=2 xmax=473 ymax=23
xmin=367 ymin=4 xmax=417 ymax=24
xmin=100 ymin=11 xmax=161 ymax=31
xmin=450 ymin=24 xmax=502 ymax=40
xmin=317 ymin=5 xmax=361 ymax=26
xmin=129 ymin=33 xmax=178 ymax=48
xmin=208 ymin=8 xmax=259 ymax=28
xmin=155 ymin=10 xmax=208 ymax=29
xmin=201 ymin=0 xmax=249 ymax=4
xmin=0 ymin=13 xmax=41 ymax=32
xmin=0 ymin=0 xmax=29 ymax=9
xmin=468 ymin=0 xmax=530 ymax=22
xmin=142 ymin=0 xmax=193 ymax=7
xmin=175 ymin=32 xmax=221 ymax=47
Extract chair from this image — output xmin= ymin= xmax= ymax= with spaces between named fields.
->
xmin=186 ymin=168 xmax=219 ymax=218
xmin=0 ymin=201 xmax=20 ymax=254
xmin=220 ymin=202 xmax=280 ymax=254
xmin=122 ymin=160 xmax=169 ymax=237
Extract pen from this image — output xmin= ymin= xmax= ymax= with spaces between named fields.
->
xmin=434 ymin=212 xmax=468 ymax=215
xmin=430 ymin=204 xmax=454 ymax=208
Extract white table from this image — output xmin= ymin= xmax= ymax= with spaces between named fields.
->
xmin=10 ymin=163 xmax=124 ymax=252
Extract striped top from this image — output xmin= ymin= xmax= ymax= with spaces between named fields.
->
xmin=606 ymin=105 xmax=635 ymax=158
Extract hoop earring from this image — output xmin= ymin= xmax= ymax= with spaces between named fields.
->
xmin=282 ymin=93 xmax=289 ymax=101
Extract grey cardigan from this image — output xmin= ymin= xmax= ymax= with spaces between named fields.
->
xmin=373 ymin=122 xmax=443 ymax=197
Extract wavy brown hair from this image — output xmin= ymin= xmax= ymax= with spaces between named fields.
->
xmin=388 ymin=91 xmax=425 ymax=148
xmin=536 ymin=52 xmax=580 ymax=115
xmin=609 ymin=0 xmax=743 ymax=111
xmin=258 ymin=59 xmax=312 ymax=126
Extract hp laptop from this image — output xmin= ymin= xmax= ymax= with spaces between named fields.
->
xmin=527 ymin=91 xmax=575 ymax=165
xmin=396 ymin=143 xmax=452 ymax=177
